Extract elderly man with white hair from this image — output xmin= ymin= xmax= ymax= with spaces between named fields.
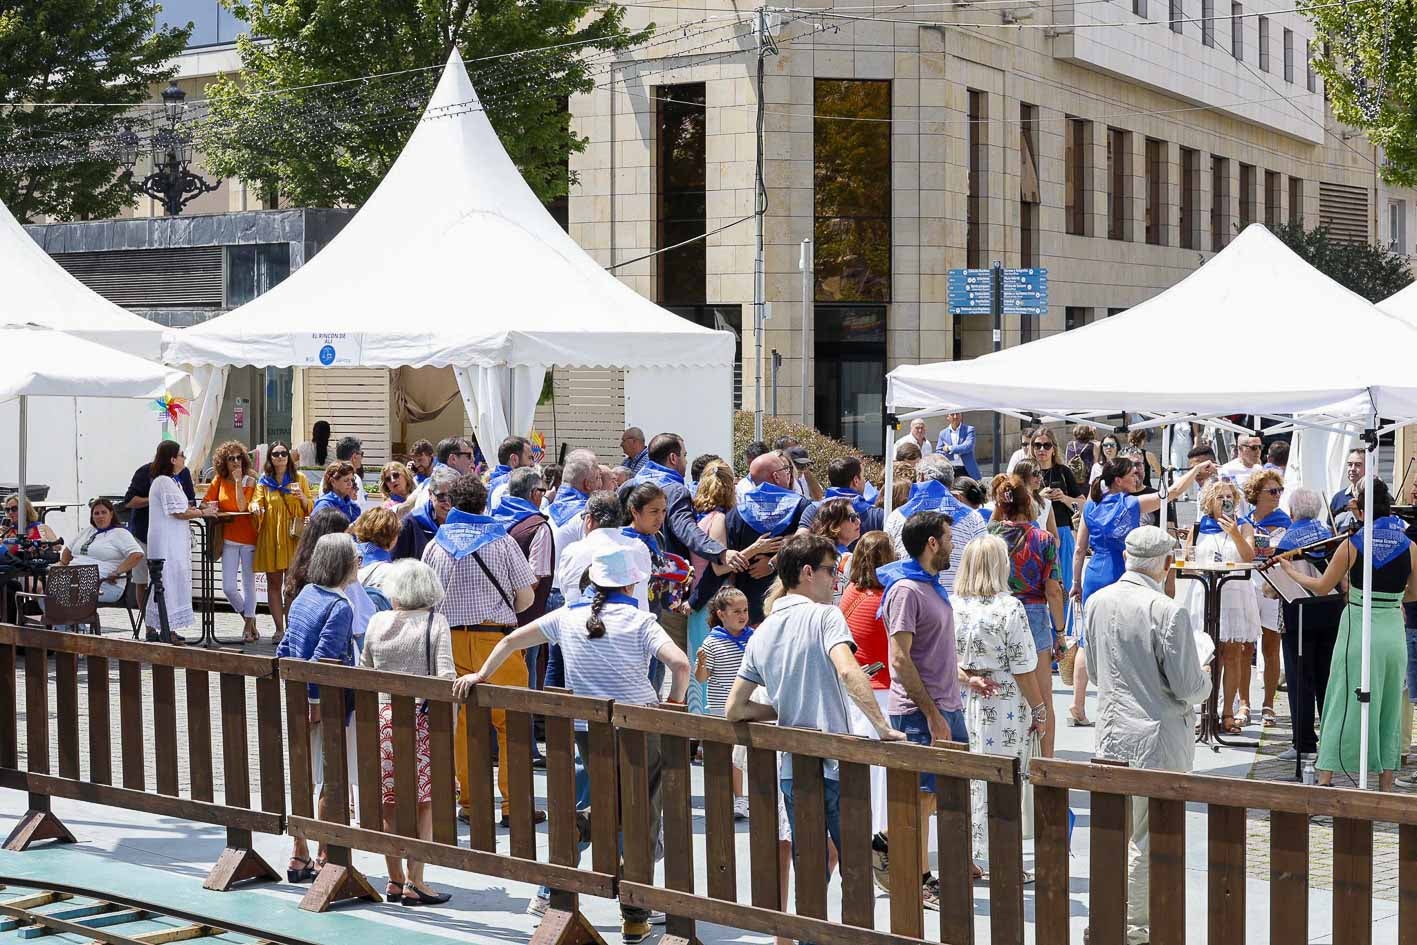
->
xmin=885 ymin=458 xmax=985 ymax=593
xmin=893 ymin=418 xmax=935 ymax=459
xmin=1084 ymin=525 xmax=1212 ymax=945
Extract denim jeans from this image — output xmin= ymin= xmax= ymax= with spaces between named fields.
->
xmin=890 ymin=708 xmax=968 ymax=793
xmin=780 ymin=775 xmax=843 ymax=870
xmin=1406 ymin=628 xmax=1417 ymax=702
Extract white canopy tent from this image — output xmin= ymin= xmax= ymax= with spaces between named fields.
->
xmin=887 ymin=224 xmax=1417 ymax=788
xmin=162 ymin=50 xmax=736 ymax=469
xmin=0 ymin=198 xmax=189 ymax=538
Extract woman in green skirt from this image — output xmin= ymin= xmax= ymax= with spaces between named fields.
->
xmin=1281 ymin=477 xmax=1417 ymax=791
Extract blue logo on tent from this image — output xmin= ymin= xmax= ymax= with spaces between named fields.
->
xmin=318 ymin=344 xmax=336 ymax=366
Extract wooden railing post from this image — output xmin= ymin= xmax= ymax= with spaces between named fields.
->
xmin=300 ymin=678 xmax=379 ymax=911
xmin=4 ymin=644 xmax=74 ymax=851
xmin=657 ymin=703 xmax=699 ymax=945
xmin=204 ymin=671 xmax=279 ymax=890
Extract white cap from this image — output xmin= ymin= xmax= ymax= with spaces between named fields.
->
xmin=588 ymin=546 xmax=651 ymax=588
xmin=1124 ymin=524 xmax=1173 ymax=560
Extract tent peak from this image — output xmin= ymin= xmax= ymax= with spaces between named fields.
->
xmin=428 ymin=47 xmax=480 ymax=115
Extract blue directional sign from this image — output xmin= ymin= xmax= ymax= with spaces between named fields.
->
xmin=947 ymin=268 xmax=994 ymax=315
xmin=949 ymin=267 xmax=1048 ymax=316
xmin=1003 ymin=267 xmax=1048 ymax=315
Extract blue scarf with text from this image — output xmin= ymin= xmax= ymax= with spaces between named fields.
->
xmin=876 ymin=558 xmax=950 ymax=617
xmin=547 ymin=486 xmax=589 ymax=527
xmin=1277 ymin=518 xmax=1333 ymax=561
xmin=898 ymin=480 xmax=973 ymax=523
xmin=492 ymin=495 xmax=544 ymax=528
xmin=737 ymin=483 xmax=802 ymax=537
xmin=1350 ymin=515 xmax=1413 ymax=568
xmin=433 ymin=509 xmax=508 ymax=561
xmin=821 ymin=487 xmax=874 ymax=519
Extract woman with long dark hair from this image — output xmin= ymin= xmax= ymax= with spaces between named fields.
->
xmin=143 ymin=440 xmax=216 ymax=642
xmin=294 ymin=420 xmax=331 ymax=469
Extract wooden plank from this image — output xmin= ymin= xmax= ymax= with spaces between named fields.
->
xmin=254 ymin=674 xmax=285 ymax=815
xmin=1150 ymin=798 xmax=1187 ymax=945
xmin=618 ymin=728 xmax=653 ymax=884
xmin=281 ymin=661 xmax=455 ymax=703
xmin=53 ymin=651 xmax=79 ymax=781
xmin=464 ymin=701 xmax=495 ymax=852
xmin=1332 ymin=817 xmax=1373 ymax=945
xmin=219 ymin=673 xmax=250 ymax=808
xmin=701 ymin=740 xmax=737 ymax=902
xmin=24 ymin=647 xmax=48 ymax=775
xmin=0 ymin=624 xmax=276 ymax=677
xmin=1207 ymin=805 xmax=1246 ymax=945
xmin=117 ymin=660 xmax=143 ymax=790
xmin=392 ymin=696 xmax=418 ymax=839
xmin=544 ymin=712 xmax=577 ymax=867
xmin=0 ymin=769 xmax=282 ymax=833
xmin=886 ymin=764 xmax=922 ymax=939
xmin=986 ymin=777 xmax=1025 ymax=945
xmin=353 ymin=690 xmax=382 ymax=831
xmin=661 ymin=729 xmax=697 ymax=942
xmin=1033 ymin=784 xmax=1070 ymax=945
xmin=586 ymin=720 xmax=619 ymax=878
xmin=1400 ymin=824 xmax=1417 ymax=945
xmin=474 ymin=684 xmax=615 ymax=723
xmin=746 ymin=745 xmax=780 ymax=910
xmin=1269 ymin=810 xmax=1308 ymax=945
xmin=0 ymin=644 xmax=15 ymax=770
xmin=184 ymin=669 xmax=212 ymax=802
xmin=320 ymin=694 xmax=351 ymax=826
xmin=505 ymin=709 xmax=536 ymax=860
xmin=936 ymin=771 xmax=974 ymax=945
xmin=284 ymin=680 xmax=313 ymax=820
xmin=427 ymin=701 xmax=457 ymax=846
xmin=793 ymin=753 xmax=830 ymax=922
xmin=86 ymin=655 xmax=111 ymax=786
xmin=151 ymin=664 xmax=178 ymax=797
xmin=838 ymin=760 xmax=874 ymax=929
xmin=1090 ymin=791 xmax=1129 ymax=945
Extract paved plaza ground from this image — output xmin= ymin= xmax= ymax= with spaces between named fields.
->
xmin=1 ymin=609 xmax=1408 ymax=943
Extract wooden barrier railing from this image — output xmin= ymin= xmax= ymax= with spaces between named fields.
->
xmin=1031 ymin=756 xmax=1417 ymax=945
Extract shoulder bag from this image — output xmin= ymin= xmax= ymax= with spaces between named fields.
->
xmin=469 ymin=549 xmax=514 ymax=611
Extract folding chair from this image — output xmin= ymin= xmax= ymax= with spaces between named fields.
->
xmin=17 ymin=564 xmax=101 ymax=634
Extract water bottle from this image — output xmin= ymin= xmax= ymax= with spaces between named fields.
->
xmin=1302 ymin=761 xmax=1316 ymax=785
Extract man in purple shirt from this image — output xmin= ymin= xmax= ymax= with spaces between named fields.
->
xmin=879 ymin=509 xmax=963 ymax=908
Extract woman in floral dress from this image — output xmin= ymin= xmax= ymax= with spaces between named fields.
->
xmin=952 ymin=534 xmax=1047 ymax=876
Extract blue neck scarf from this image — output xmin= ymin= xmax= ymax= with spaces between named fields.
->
xmin=622 ymin=526 xmax=661 ymax=558
xmin=547 ymin=486 xmax=589 ymax=527
xmin=876 ymin=558 xmax=950 ymax=616
xmin=356 ymin=542 xmax=392 ymax=564
xmin=488 ymin=465 xmax=513 ymax=490
xmin=492 ymin=495 xmax=543 ymax=528
xmin=1197 ymin=516 xmax=1226 ymax=535
xmin=737 ymin=483 xmax=802 ymax=537
xmin=631 ymin=460 xmax=685 ymax=488
xmin=314 ymin=491 xmax=360 ymax=522
xmin=822 ymin=487 xmax=874 ymax=519
xmin=1250 ymin=508 xmax=1292 ymax=532
xmin=1278 ymin=518 xmax=1334 ymax=561
xmin=707 ymin=624 xmax=753 ymax=650
xmin=259 ymin=472 xmax=296 ymax=493
xmin=1350 ymin=515 xmax=1413 ymax=568
xmin=862 ymin=481 xmax=879 ymax=504
xmin=413 ymin=471 xmax=430 ymax=487
xmin=409 ymin=504 xmax=439 ymax=536
xmin=1085 ymin=491 xmax=1140 ymax=545
xmin=898 ymin=480 xmax=972 ymax=522
xmin=433 ymin=508 xmax=507 ymax=560
xmin=570 ymin=591 xmax=640 ymax=609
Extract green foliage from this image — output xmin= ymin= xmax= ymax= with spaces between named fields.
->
xmin=1305 ymin=0 xmax=1417 ymax=185
xmin=202 ymin=0 xmax=650 ymax=208
xmin=733 ymin=412 xmax=885 ymax=485
xmin=1270 ymin=222 xmax=1414 ymax=302
xmin=0 ymin=0 xmax=189 ymax=222
xmin=813 ymin=79 xmax=891 ymax=301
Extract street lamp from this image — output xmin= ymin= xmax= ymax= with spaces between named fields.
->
xmin=120 ymin=80 xmax=220 ymax=216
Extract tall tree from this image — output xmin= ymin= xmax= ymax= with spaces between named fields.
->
xmin=1305 ymin=0 xmax=1417 ymax=184
xmin=1272 ymin=222 xmax=1414 ymax=302
xmin=0 ymin=0 xmax=190 ymax=222
xmin=202 ymin=0 xmax=650 ymax=208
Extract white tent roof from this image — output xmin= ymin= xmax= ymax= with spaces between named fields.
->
xmin=0 ymin=200 xmax=165 ymax=359
xmin=1380 ymin=279 xmax=1417 ymax=326
xmin=1 ymin=323 xmax=180 ymax=400
xmin=888 ymin=225 xmax=1417 ymax=420
xmin=162 ymin=51 xmax=734 ymax=371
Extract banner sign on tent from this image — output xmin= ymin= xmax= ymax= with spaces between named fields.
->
xmin=291 ymin=332 xmax=365 ymax=367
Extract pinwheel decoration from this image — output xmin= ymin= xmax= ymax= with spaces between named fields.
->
xmin=152 ymin=393 xmax=189 ymax=427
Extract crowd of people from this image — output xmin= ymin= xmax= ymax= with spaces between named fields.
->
xmin=13 ymin=411 xmax=1417 ymax=944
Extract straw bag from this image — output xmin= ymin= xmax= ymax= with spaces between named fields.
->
xmin=1057 ymin=599 xmax=1084 ymax=679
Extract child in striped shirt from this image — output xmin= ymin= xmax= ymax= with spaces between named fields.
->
xmin=695 ymin=586 xmax=753 ymax=819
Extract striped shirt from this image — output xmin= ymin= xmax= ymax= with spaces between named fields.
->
xmin=422 ymin=533 xmax=536 ymax=628
xmin=698 ymin=633 xmax=750 ymax=716
xmin=538 ymin=602 xmax=673 ymax=728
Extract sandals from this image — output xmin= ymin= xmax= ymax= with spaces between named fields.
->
xmin=1262 ymin=707 xmax=1277 ymax=728
xmin=287 ymin=856 xmax=318 ymax=884
xmin=1236 ymin=704 xmax=1252 ymax=727
xmin=402 ymin=884 xmax=453 ymax=906
xmin=1221 ymin=715 xmax=1244 ymax=734
xmin=243 ymin=620 xmax=260 ymax=643
xmin=1067 ymin=708 xmax=1094 ymax=728
xmin=386 ymin=882 xmax=404 ymax=903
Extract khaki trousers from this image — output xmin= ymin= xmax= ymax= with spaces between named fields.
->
xmin=452 ymin=627 xmax=528 ymax=817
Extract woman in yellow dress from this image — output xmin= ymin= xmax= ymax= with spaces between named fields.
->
xmin=252 ymin=442 xmax=313 ymax=644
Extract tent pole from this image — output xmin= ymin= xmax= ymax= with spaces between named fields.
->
xmin=1159 ymin=424 xmax=1169 ymax=532
xmin=1359 ymin=414 xmax=1376 ymax=789
xmin=15 ymin=395 xmax=27 ymax=537
xmin=883 ymin=413 xmax=898 ymax=516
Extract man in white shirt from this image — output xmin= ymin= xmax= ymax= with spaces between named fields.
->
xmin=1219 ymin=433 xmax=1264 ymax=492
xmin=894 ymin=419 xmax=935 ymax=460
xmin=555 ymin=491 xmax=651 ymax=609
xmin=549 ymin=451 xmax=599 ymax=576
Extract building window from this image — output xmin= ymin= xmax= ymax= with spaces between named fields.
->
xmin=967 ymin=89 xmax=988 ymax=268
xmin=1390 ymin=200 xmax=1407 ymax=254
xmin=1133 ymin=0 xmax=1147 ymax=16
xmin=158 ymin=0 xmax=249 ymax=49
xmin=668 ymin=305 xmax=744 ymax=408
xmin=1066 ymin=117 xmax=1090 ymax=237
xmin=1180 ymin=147 xmax=1199 ymax=249
xmin=1020 ymin=103 xmax=1041 ymax=268
xmin=1232 ymin=3 xmax=1243 ymax=58
xmin=1319 ymin=181 xmax=1370 ymax=244
xmin=1107 ymin=127 xmax=1130 ymax=241
xmin=1145 ymin=138 xmax=1166 ymax=246
xmin=226 ymin=244 xmax=291 ymax=308
xmin=815 ymin=80 xmax=891 ymax=302
xmin=1065 ymin=306 xmax=1092 ymax=332
xmin=655 ymin=83 xmax=706 ymax=305
xmin=1202 ymin=0 xmax=1215 ymax=46
xmin=1258 ymin=17 xmax=1270 ymax=71
xmin=1211 ymin=156 xmax=1231 ymax=249
xmin=1288 ymin=177 xmax=1303 ymax=226
xmin=1283 ymin=28 xmax=1295 ymax=82
xmin=1238 ymin=163 xmax=1256 ymax=229
xmin=1306 ymin=40 xmax=1316 ymax=91
xmin=1265 ymin=170 xmax=1281 ymax=227
xmin=815 ymin=304 xmax=886 ymax=454
xmin=1170 ymin=0 xmax=1183 ymax=33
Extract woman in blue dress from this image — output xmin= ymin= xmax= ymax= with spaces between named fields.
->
xmin=1065 ymin=455 xmax=1215 ymax=725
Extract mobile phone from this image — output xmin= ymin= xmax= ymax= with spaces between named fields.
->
xmin=1221 ymin=497 xmax=1234 ymax=519
xmin=862 ymin=661 xmax=886 ymax=678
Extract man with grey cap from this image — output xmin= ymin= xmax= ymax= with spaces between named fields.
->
xmin=1084 ymin=525 xmax=1211 ymax=945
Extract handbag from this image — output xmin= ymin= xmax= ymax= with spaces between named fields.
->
xmin=420 ymin=610 xmax=435 ymax=715
xmin=1058 ymin=599 xmax=1084 ymax=680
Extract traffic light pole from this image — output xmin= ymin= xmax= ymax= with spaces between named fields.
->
xmin=991 ymin=260 xmax=1003 ymax=473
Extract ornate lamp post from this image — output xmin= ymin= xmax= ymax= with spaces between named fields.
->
xmin=119 ymin=80 xmax=220 ymax=216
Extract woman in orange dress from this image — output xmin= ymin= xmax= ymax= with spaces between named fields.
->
xmin=204 ymin=441 xmax=260 ymax=641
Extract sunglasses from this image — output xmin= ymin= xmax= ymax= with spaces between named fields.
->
xmin=270 ymin=450 xmax=289 ymax=458
xmin=433 ymin=492 xmax=451 ymax=502
xmin=1263 ymin=487 xmax=1283 ymax=496
xmin=847 ymin=513 xmax=860 ymax=522
xmin=1241 ymin=443 xmax=1261 ymax=451
xmin=1032 ymin=442 xmax=1053 ymax=451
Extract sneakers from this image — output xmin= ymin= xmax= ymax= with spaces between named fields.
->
xmin=921 ymin=875 xmax=941 ymax=911
xmin=733 ymin=796 xmax=750 ymax=820
xmin=649 ymin=911 xmax=666 ymax=925
xmin=871 ymin=832 xmax=890 ymax=893
xmin=1399 ymin=771 xmax=1417 ymax=787
xmin=527 ymin=895 xmax=550 ymax=918
xmin=1277 ymin=747 xmax=1299 ymax=762
xmin=622 ymin=919 xmax=652 ymax=944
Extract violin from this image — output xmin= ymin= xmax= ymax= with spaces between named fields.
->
xmin=1255 ymin=526 xmax=1357 ymax=570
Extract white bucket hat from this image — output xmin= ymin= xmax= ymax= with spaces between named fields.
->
xmin=588 ymin=546 xmax=651 ymax=588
